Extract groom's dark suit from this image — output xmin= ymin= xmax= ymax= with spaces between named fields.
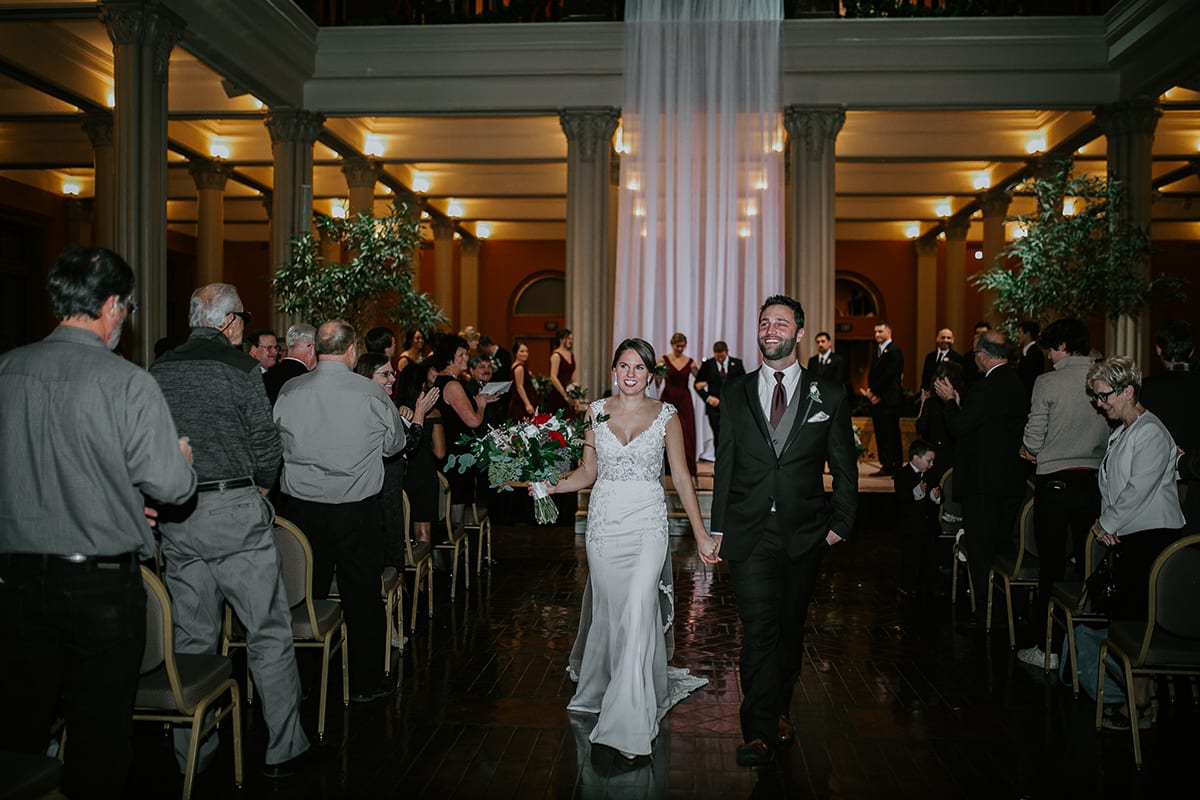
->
xmin=712 ymin=366 xmax=858 ymax=748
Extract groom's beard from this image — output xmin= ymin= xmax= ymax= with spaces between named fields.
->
xmin=757 ymin=335 xmax=796 ymax=361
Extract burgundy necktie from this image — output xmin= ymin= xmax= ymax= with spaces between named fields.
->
xmin=719 ymin=361 xmax=725 ymax=377
xmin=770 ymin=371 xmax=787 ymax=427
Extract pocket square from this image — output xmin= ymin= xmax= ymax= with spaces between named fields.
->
xmin=806 ymin=411 xmax=830 ymax=423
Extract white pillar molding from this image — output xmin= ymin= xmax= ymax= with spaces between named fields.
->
xmin=943 ymin=217 xmax=970 ymax=345
xmin=978 ymin=189 xmax=1011 ymax=326
xmin=915 ymin=237 xmax=939 ymax=355
xmin=341 ymin=156 xmax=380 ymax=216
xmin=101 ymin=0 xmax=183 ymax=366
xmin=1094 ymin=98 xmax=1161 ymax=363
xmin=459 ymin=237 xmax=480 ymax=332
xmin=82 ymin=113 xmax=115 ymax=250
xmin=559 ymin=107 xmax=618 ymax=398
xmin=188 ymin=160 xmax=229 ymax=287
xmin=784 ymin=105 xmax=844 ymax=355
xmin=265 ymin=107 xmax=324 ymax=332
xmin=431 ymin=218 xmax=456 ymax=323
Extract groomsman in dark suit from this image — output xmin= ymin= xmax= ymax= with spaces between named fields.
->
xmin=806 ymin=331 xmax=847 ymax=386
xmin=479 ymin=335 xmax=512 ymax=382
xmin=867 ymin=321 xmax=904 ymax=476
xmin=1016 ymin=320 xmax=1045 ymax=400
xmin=920 ymin=328 xmax=962 ymax=395
xmin=694 ymin=340 xmax=745 ymax=448
xmin=934 ymin=329 xmax=1029 ymax=629
xmin=711 ymin=295 xmax=858 ymax=768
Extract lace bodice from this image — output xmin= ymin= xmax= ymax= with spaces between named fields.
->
xmin=590 ymin=399 xmax=675 ymax=483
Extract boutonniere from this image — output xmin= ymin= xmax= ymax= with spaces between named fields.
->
xmin=809 ymin=382 xmax=822 ymax=404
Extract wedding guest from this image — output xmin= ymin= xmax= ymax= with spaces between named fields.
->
xmin=1087 ymin=356 xmax=1185 ymax=730
xmin=806 ymin=332 xmax=847 ymax=386
xmin=915 ymin=359 xmax=963 ymax=486
xmin=695 ymin=340 xmax=746 ymax=448
xmin=0 ymin=247 xmax=196 ymax=798
xmin=867 ymin=321 xmax=904 ymax=476
xmin=432 ymin=335 xmax=500 ymax=525
xmin=657 ymin=332 xmax=699 ymax=477
xmin=961 ymin=321 xmax=992 ymax=388
xmin=274 ymin=320 xmax=406 ymax=704
xmin=245 ymin=328 xmax=279 ymax=373
xmin=396 ymin=328 xmax=428 ymax=372
xmin=508 ymin=340 xmax=538 ymax=420
xmin=479 ymin=335 xmax=512 ymax=381
xmin=894 ymin=440 xmax=942 ymax=599
xmin=1016 ymin=320 xmax=1045 ymax=400
xmin=546 ymin=328 xmax=579 ymax=419
xmin=365 ymin=326 xmax=397 ymax=360
xmin=264 ymin=323 xmax=316 ymax=404
xmin=396 ymin=360 xmax=445 ymax=545
xmin=920 ymin=328 xmax=962 ymax=396
xmin=151 ymin=283 xmax=310 ymax=778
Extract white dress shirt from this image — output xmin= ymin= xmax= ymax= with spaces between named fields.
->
xmin=757 ymin=361 xmax=803 ymax=420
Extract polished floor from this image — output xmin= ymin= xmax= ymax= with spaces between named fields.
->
xmin=133 ymin=493 xmax=1199 ymax=799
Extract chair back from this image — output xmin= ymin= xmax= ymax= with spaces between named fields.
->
xmin=436 ymin=472 xmax=451 ymax=524
xmin=401 ymin=490 xmax=418 ymax=565
xmin=938 ymin=468 xmax=961 ymax=534
xmin=140 ymin=566 xmax=169 ymax=675
xmin=1017 ymin=498 xmax=1037 ymax=558
xmin=1152 ymin=534 xmax=1200 ymax=639
xmin=273 ymin=517 xmax=310 ymax=608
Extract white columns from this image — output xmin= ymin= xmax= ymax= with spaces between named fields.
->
xmin=189 ymin=161 xmax=229 ymax=286
xmin=1095 ymin=98 xmax=1161 ymax=363
xmin=265 ymin=107 xmax=323 ymax=331
xmin=82 ymin=113 xmax=115 ymax=250
xmin=459 ymin=237 xmax=480 ymax=330
xmin=431 ymin=218 xmax=455 ymax=322
xmin=944 ymin=218 xmax=970 ymax=344
xmin=342 ymin=156 xmax=380 ymax=216
xmin=101 ymin=0 xmax=182 ymax=366
xmin=559 ymin=108 xmax=618 ymax=399
xmin=978 ymin=189 xmax=1011 ymax=326
xmin=784 ymin=106 xmax=845 ymax=350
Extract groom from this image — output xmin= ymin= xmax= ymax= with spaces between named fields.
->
xmin=711 ymin=294 xmax=859 ymax=768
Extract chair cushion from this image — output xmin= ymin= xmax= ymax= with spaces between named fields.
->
xmin=408 ymin=541 xmax=431 ymax=566
xmin=136 ymin=654 xmax=232 ymax=712
xmin=464 ymin=508 xmax=489 ymax=528
xmin=292 ymin=599 xmax=343 ymax=640
xmin=993 ymin=552 xmax=1039 ymax=582
xmin=1108 ymin=621 xmax=1200 ymax=668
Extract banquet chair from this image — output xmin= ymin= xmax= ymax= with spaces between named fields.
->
xmin=938 ymin=468 xmax=974 ymax=613
xmin=1095 ymin=533 xmax=1200 ymax=768
xmin=1044 ymin=536 xmax=1107 ymax=691
xmin=221 ymin=516 xmax=347 ymax=741
xmin=985 ymin=497 xmax=1039 ymax=649
xmin=462 ymin=494 xmax=493 ymax=575
xmin=136 ymin=566 xmax=243 ymax=800
xmin=435 ymin=472 xmax=471 ymax=602
xmin=327 ymin=565 xmax=405 ymax=675
xmin=401 ymin=490 xmax=434 ymax=631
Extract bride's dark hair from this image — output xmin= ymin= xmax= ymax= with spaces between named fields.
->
xmin=611 ymin=338 xmax=656 ymax=371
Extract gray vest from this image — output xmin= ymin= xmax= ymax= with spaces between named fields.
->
xmin=768 ymin=375 xmax=808 ymax=457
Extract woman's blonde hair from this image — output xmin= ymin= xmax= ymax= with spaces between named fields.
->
xmin=1086 ymin=355 xmax=1142 ymax=401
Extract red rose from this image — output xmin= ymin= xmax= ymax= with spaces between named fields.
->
xmin=532 ymin=413 xmax=552 ymax=426
xmin=548 ymin=430 xmax=567 ymax=448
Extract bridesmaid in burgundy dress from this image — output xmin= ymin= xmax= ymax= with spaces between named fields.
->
xmin=545 ymin=328 xmax=579 ymax=420
xmin=507 ymin=341 xmax=538 ymax=420
xmin=656 ymin=332 xmax=698 ymax=477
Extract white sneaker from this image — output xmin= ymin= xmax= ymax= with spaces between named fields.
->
xmin=1016 ymin=646 xmax=1059 ymax=671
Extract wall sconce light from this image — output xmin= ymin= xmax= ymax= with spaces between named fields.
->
xmin=363 ymin=134 xmax=385 ymax=157
xmin=1062 ymin=198 xmax=1076 ymax=216
xmin=209 ymin=138 xmax=231 ymax=160
xmin=904 ymin=222 xmax=921 ymax=239
xmin=62 ymin=180 xmax=81 ymax=196
xmin=411 ymin=172 xmax=430 ymax=193
xmin=972 ymin=171 xmax=990 ymax=191
xmin=446 ymin=199 xmax=464 ymax=218
xmin=476 ymin=222 xmax=492 ymax=239
xmin=105 ymin=90 xmax=115 ymax=108
xmin=935 ymin=198 xmax=952 ymax=218
xmin=331 ymin=199 xmax=347 ymax=219
xmin=973 ymin=250 xmax=984 ymax=261
xmin=1025 ymin=133 xmax=1046 ymax=154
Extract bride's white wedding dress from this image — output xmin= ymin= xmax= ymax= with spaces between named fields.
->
xmin=567 ymin=399 xmax=708 ymax=757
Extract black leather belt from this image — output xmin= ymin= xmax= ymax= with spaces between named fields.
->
xmin=2 ymin=552 xmax=140 ymax=572
xmin=197 ymin=477 xmax=255 ymax=492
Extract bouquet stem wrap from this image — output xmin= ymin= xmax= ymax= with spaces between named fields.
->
xmin=529 ymin=481 xmax=557 ymax=524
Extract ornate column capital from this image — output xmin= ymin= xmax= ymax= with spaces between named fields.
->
xmin=945 ymin=217 xmax=971 ymax=241
xmin=915 ymin=237 xmax=938 ymax=258
xmin=558 ymin=108 xmax=619 ymax=162
xmin=82 ymin=113 xmax=113 ymax=148
xmin=431 ymin=218 xmax=455 ymax=240
xmin=783 ymin=105 xmax=846 ymax=161
xmin=980 ymin=189 xmax=1011 ymax=219
xmin=265 ymin=108 xmax=325 ymax=146
xmin=1093 ymin=97 xmax=1162 ymax=139
xmin=459 ymin=237 xmax=480 ymax=257
xmin=188 ymin=160 xmax=230 ymax=191
xmin=341 ymin=156 xmax=381 ymax=189
xmin=100 ymin=0 xmax=183 ymax=80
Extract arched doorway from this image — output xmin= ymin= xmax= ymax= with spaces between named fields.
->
xmin=833 ymin=272 xmax=885 ymax=400
xmin=508 ymin=272 xmax=565 ymax=377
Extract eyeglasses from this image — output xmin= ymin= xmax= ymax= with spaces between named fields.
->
xmin=123 ymin=299 xmax=138 ymax=315
xmin=375 ymin=370 xmax=397 ymax=379
xmin=231 ymin=311 xmax=252 ymax=324
xmin=1088 ymin=387 xmax=1122 ymax=404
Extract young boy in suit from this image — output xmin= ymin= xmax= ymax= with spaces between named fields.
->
xmin=894 ymin=439 xmax=942 ymax=598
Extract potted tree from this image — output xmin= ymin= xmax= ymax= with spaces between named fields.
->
xmin=272 ymin=200 xmax=445 ymax=334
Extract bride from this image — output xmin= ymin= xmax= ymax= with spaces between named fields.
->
xmin=543 ymin=337 xmax=720 ymax=760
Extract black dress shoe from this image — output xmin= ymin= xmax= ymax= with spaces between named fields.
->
xmin=262 ymin=743 xmax=334 ymax=779
xmin=776 ymin=715 xmax=795 ymax=747
xmin=736 ymin=739 xmax=774 ymax=768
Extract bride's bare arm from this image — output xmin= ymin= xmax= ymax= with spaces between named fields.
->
xmin=545 ymin=415 xmax=597 ymax=494
xmin=664 ymin=414 xmax=720 ymax=563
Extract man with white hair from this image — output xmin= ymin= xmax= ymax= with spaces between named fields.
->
xmin=264 ymin=323 xmax=317 ymax=404
xmin=150 ymin=283 xmax=311 ymax=779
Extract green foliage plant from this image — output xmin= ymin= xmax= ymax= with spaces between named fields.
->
xmin=272 ymin=201 xmax=446 ymax=334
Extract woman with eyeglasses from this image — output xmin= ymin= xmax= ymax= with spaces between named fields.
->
xmin=1087 ymin=355 xmax=1185 ymax=731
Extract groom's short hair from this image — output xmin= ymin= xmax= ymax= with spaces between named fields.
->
xmin=759 ymin=295 xmax=804 ymax=329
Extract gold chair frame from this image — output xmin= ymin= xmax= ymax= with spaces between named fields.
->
xmin=985 ymin=498 xmax=1040 ymax=649
xmin=401 ymin=490 xmax=434 ymax=631
xmin=435 ymin=472 xmax=471 ymax=602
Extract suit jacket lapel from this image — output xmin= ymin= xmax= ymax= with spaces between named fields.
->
xmin=744 ymin=368 xmax=771 ymax=446
xmin=782 ymin=371 xmax=816 ymax=455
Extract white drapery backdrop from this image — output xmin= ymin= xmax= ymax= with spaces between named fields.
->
xmin=613 ymin=0 xmax=784 ymax=458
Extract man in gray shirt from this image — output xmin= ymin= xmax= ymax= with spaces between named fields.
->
xmin=0 ymin=247 xmax=196 ymax=798
xmin=151 ymin=283 xmax=310 ymax=779
xmin=275 ymin=319 xmax=406 ymax=703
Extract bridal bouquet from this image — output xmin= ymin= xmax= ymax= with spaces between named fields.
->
xmin=446 ymin=410 xmax=605 ymax=524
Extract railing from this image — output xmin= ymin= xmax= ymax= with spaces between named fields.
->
xmin=298 ymin=0 xmax=1112 ymax=27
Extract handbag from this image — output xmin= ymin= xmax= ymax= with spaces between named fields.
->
xmin=1077 ymin=547 xmax=1118 ymax=616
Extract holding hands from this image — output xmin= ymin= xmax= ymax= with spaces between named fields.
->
xmin=696 ymin=530 xmax=721 ymax=564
